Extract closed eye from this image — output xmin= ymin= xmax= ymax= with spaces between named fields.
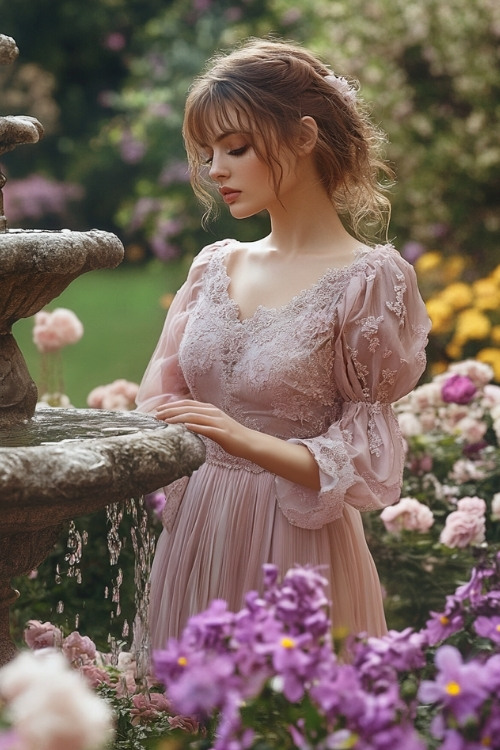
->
xmin=228 ymin=145 xmax=249 ymax=157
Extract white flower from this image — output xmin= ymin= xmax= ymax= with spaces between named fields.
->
xmin=397 ymin=412 xmax=422 ymax=438
xmin=0 ymin=650 xmax=114 ymax=750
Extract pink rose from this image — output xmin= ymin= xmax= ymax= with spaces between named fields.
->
xmin=130 ymin=691 xmax=171 ymax=725
xmin=380 ymin=497 xmax=434 ymax=533
xmin=441 ymin=374 xmax=477 ymax=405
xmin=24 ymin=620 xmax=63 ymax=650
xmin=456 ymin=495 xmax=487 ymax=516
xmin=491 ymin=493 xmax=500 ymax=521
xmin=87 ymin=379 xmax=139 ymax=411
xmin=62 ymin=631 xmax=97 ymax=665
xmin=440 ymin=509 xmax=486 ymax=548
xmin=32 ymin=308 xmax=83 ymax=353
xmin=168 ymin=715 xmax=202 ymax=733
xmin=79 ymin=663 xmax=112 ymax=689
xmin=454 ymin=416 xmax=488 ymax=444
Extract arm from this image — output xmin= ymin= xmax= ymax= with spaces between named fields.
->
xmin=155 ymin=399 xmax=321 ymax=489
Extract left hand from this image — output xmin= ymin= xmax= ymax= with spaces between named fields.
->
xmin=155 ymin=399 xmax=253 ymax=458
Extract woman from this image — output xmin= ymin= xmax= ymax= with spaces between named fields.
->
xmin=136 ymin=37 xmax=431 ymax=648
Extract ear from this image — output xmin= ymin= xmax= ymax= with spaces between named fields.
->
xmin=297 ymin=116 xmax=318 ymax=155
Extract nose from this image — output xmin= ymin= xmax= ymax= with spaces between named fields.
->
xmin=208 ymin=152 xmax=229 ymax=183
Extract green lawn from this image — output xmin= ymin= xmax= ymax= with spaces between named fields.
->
xmin=13 ymin=258 xmax=191 ymax=407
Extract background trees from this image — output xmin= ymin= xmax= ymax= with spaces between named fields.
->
xmin=1 ymin=0 xmax=498 ymax=267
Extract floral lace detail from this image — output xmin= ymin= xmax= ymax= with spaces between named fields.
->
xmin=385 ymin=269 xmax=408 ymax=325
xmin=204 ymin=439 xmax=265 ymax=474
xmin=170 ymin=240 xmax=430 ymax=529
xmin=357 ymin=315 xmax=384 ymax=352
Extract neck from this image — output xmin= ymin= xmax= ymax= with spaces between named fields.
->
xmin=266 ymin=183 xmax=359 ymax=258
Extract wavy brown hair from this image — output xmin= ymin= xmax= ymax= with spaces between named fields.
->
xmin=183 ymin=38 xmax=394 ymax=242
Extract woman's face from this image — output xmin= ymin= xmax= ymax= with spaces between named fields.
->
xmin=201 ymin=108 xmax=299 ymax=219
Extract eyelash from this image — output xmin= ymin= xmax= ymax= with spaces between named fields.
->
xmin=202 ymin=144 xmax=249 ymax=165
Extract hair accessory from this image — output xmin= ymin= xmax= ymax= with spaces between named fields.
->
xmin=324 ymin=74 xmax=357 ymax=105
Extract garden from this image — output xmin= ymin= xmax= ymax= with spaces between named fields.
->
xmin=1 ymin=0 xmax=500 ymax=748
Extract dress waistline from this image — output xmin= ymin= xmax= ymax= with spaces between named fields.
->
xmin=204 ymin=440 xmax=266 ymax=474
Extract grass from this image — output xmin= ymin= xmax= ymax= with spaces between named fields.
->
xmin=13 ymin=257 xmax=192 ymax=407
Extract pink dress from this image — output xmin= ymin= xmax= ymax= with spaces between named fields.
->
xmin=136 ymin=240 xmax=430 ymax=649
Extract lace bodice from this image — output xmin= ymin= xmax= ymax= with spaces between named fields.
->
xmin=137 ymin=239 xmax=431 ymax=529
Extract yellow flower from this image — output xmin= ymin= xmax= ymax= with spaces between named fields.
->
xmin=443 ymin=254 xmax=467 ymax=283
xmin=440 ymin=282 xmax=473 ymax=310
xmin=430 ymin=361 xmax=449 ymax=376
xmin=426 ymin=297 xmax=453 ymax=334
xmin=489 ymin=265 xmax=500 ymax=284
xmin=445 ymin=338 xmax=463 ymax=360
xmin=415 ymin=251 xmax=442 ymax=275
xmin=491 ymin=326 xmax=500 ymax=345
xmin=473 ymin=278 xmax=500 ymax=310
xmin=477 ymin=348 xmax=500 ymax=381
xmin=455 ymin=308 xmax=491 ymax=343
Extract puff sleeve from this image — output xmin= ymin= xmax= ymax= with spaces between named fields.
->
xmin=275 ymin=248 xmax=431 ymax=529
xmin=135 ymin=243 xmax=219 ymax=414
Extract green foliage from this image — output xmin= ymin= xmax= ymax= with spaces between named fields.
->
xmin=2 ymin=0 xmax=497 ymax=265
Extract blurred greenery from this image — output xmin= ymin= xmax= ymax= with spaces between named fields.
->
xmin=0 ymin=0 xmax=498 ymax=265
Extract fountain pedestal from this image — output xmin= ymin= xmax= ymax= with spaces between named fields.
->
xmin=0 ymin=32 xmax=205 ymax=664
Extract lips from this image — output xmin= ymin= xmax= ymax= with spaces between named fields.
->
xmin=219 ymin=187 xmax=241 ymax=204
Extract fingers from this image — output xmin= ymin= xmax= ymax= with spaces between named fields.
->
xmin=155 ymin=400 xmax=220 ymax=425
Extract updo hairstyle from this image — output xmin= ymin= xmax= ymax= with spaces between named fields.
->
xmin=183 ymin=37 xmax=394 ymax=241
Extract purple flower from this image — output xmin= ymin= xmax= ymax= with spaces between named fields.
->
xmin=441 ymin=374 xmax=477 ymax=405
xmin=418 ymin=645 xmax=490 ymax=723
xmin=424 ymin=607 xmax=465 ymax=646
xmin=474 ymin=615 xmax=500 ymax=645
xmin=167 ymin=653 xmax=235 ymax=716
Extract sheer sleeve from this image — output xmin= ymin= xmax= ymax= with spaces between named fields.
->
xmin=275 ymin=248 xmax=431 ymax=530
xmin=135 ymin=243 xmax=219 ymax=414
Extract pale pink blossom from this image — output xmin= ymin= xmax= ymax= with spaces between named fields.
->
xmin=168 ymin=715 xmax=202 ymax=733
xmin=440 ymin=509 xmax=486 ymax=548
xmin=32 ymin=308 xmax=84 ymax=353
xmin=482 ymin=384 xmax=500 ymax=407
xmin=87 ymin=379 xmax=139 ymax=411
xmin=0 ymin=649 xmax=114 ymax=750
xmin=419 ymin=409 xmax=438 ymax=432
xmin=24 ymin=620 xmax=63 ymax=651
xmin=411 ymin=381 xmax=443 ymax=410
xmin=62 ymin=631 xmax=97 ymax=665
xmin=450 ymin=459 xmax=488 ymax=484
xmin=397 ymin=412 xmax=422 ymax=438
xmin=491 ymin=493 xmax=500 ymax=521
xmin=380 ymin=497 xmax=435 ymax=533
xmin=79 ymin=663 xmax=112 ymax=689
xmin=130 ymin=691 xmax=171 ymax=725
xmin=453 ymin=416 xmax=488 ymax=444
xmin=456 ymin=495 xmax=487 ymax=516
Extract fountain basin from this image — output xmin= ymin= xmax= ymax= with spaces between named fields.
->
xmin=0 ymin=407 xmax=205 ymax=534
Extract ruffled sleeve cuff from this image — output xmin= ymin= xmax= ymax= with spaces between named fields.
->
xmin=275 ymin=434 xmax=357 ymax=529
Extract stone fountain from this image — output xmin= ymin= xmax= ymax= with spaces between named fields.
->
xmin=0 ymin=33 xmax=205 ymax=664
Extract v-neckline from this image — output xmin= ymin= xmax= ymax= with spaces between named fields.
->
xmin=214 ymin=244 xmax=375 ymax=324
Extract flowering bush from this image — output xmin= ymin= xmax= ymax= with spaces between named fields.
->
xmin=364 ymin=358 xmax=500 ymax=628
xmin=151 ymin=556 xmax=500 ymax=749
xmin=7 ymin=554 xmax=500 ymax=749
